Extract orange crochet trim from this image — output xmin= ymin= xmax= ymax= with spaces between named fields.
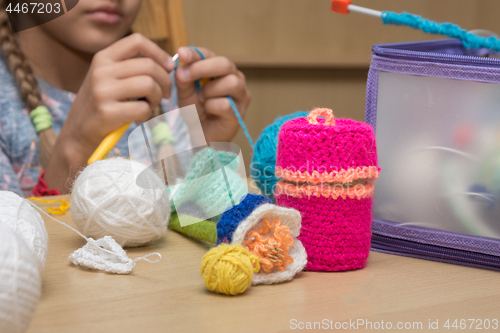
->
xmin=275 ymin=180 xmax=374 ymax=200
xmin=275 ymin=166 xmax=379 ymax=184
xmin=243 ymin=219 xmax=294 ymax=274
xmin=307 ymin=108 xmax=335 ymax=126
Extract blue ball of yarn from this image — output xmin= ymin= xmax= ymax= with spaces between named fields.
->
xmin=217 ymin=194 xmax=271 ymax=244
xmin=251 ymin=112 xmax=308 ymax=201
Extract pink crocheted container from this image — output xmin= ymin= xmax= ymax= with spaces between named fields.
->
xmin=275 ymin=108 xmax=379 ymax=271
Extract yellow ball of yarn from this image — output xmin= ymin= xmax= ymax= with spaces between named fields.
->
xmin=201 ymin=243 xmax=260 ymax=296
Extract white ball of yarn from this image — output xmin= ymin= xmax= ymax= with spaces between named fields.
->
xmin=0 ymin=191 xmax=48 ymax=271
xmin=0 ymin=223 xmax=41 ymax=333
xmin=71 ymin=158 xmax=170 ymax=247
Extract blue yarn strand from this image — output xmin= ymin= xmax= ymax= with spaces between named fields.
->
xmin=382 ymin=11 xmax=500 ymax=52
xmin=189 ymin=46 xmax=205 ymax=93
xmin=228 ymin=96 xmax=254 ymax=149
xmin=189 ymin=45 xmax=206 ymax=59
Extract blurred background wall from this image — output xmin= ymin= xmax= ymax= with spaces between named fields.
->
xmin=182 ymin=0 xmax=500 ymax=168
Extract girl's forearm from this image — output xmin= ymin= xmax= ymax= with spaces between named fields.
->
xmin=44 ymin=134 xmax=91 ymax=194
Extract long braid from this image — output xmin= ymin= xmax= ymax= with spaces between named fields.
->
xmin=1 ymin=3 xmax=170 ymax=172
xmin=0 ymin=0 xmax=57 ymax=169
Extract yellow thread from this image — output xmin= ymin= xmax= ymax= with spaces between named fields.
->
xmin=28 ymin=197 xmax=70 ymax=215
xmin=200 ymin=243 xmax=259 ymax=296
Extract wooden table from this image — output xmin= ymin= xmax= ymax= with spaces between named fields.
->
xmin=28 ymin=197 xmax=500 ymax=333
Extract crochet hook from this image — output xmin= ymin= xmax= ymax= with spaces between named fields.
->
xmin=330 ymin=0 xmax=500 ymax=52
xmin=88 ymin=122 xmax=130 ymax=164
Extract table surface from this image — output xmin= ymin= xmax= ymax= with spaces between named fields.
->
xmin=28 ymin=196 xmax=500 ymax=333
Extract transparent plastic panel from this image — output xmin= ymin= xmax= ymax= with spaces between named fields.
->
xmin=169 ymin=143 xmax=248 ymax=226
xmin=129 ymin=104 xmax=207 ymax=187
xmin=128 ymin=105 xmax=248 ymax=227
xmin=374 ymin=72 xmax=500 ymax=239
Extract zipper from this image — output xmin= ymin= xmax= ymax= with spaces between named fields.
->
xmin=373 ymin=39 xmax=500 ymax=67
xmin=372 ymin=234 xmax=500 ymax=268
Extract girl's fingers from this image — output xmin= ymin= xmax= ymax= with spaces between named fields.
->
xmin=199 ymin=73 xmax=248 ymax=102
xmin=175 ymin=71 xmax=197 ymax=100
xmin=108 ymin=100 xmax=153 ymax=124
xmin=202 ymin=97 xmax=242 ymax=137
xmin=113 ymin=75 xmax=164 ymax=111
xmin=96 ymin=33 xmax=175 ymax=71
xmin=203 ymin=97 xmax=234 ymax=117
xmin=176 ymin=56 xmax=238 ymax=84
xmin=108 ymin=58 xmax=172 ymax=99
xmin=204 ymin=97 xmax=247 ymax=123
xmin=176 ymin=46 xmax=216 ymax=64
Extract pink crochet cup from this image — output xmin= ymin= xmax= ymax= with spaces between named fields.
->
xmin=275 ymin=108 xmax=379 ymax=271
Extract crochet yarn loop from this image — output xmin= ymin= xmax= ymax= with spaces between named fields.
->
xmin=307 ymin=108 xmax=335 ymax=126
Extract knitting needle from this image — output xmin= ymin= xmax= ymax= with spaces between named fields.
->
xmin=331 ymin=0 xmax=382 ymax=17
xmin=172 ymin=53 xmax=179 ymax=65
xmin=330 ymin=0 xmax=500 ymax=52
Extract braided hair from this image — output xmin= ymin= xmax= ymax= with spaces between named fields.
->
xmin=0 ymin=0 xmax=57 ymax=169
xmin=0 ymin=3 xmax=167 ymax=172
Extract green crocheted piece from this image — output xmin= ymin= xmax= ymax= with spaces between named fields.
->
xmin=168 ymin=213 xmax=217 ymax=244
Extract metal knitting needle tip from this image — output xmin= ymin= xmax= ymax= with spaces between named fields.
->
xmin=172 ymin=53 xmax=180 ymax=67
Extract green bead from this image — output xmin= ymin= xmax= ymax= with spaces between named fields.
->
xmin=29 ymin=106 xmax=53 ymax=133
xmin=153 ymin=122 xmax=173 ymax=146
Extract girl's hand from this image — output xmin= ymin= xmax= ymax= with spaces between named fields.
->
xmin=175 ymin=47 xmax=251 ymax=143
xmin=63 ymin=33 xmax=175 ymax=154
xmin=45 ymin=33 xmax=175 ymax=192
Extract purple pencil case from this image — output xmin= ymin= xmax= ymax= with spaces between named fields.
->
xmin=366 ymin=39 xmax=500 ymax=271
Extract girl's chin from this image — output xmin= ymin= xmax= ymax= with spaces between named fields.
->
xmin=39 ymin=15 xmax=134 ymax=53
xmin=69 ymin=32 xmax=128 ymax=53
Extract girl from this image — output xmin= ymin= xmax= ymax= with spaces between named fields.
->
xmin=0 ymin=0 xmax=251 ymax=196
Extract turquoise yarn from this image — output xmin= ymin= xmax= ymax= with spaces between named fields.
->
xmin=172 ymin=147 xmax=247 ymax=218
xmin=382 ymin=11 xmax=500 ymax=52
xmin=251 ymin=111 xmax=308 ymax=201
